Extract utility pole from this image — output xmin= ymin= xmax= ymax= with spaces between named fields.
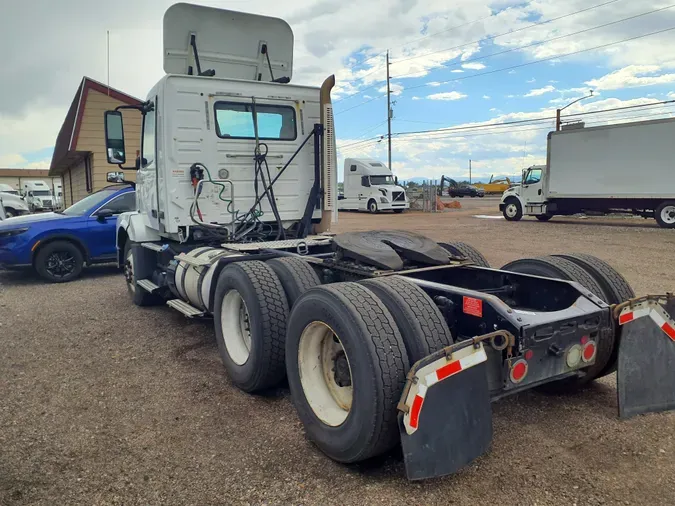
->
xmin=469 ymin=159 xmax=472 ymax=184
xmin=386 ymin=50 xmax=392 ymax=171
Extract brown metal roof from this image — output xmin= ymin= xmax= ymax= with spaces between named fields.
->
xmin=49 ymin=77 xmax=142 ymax=175
xmin=0 ymin=168 xmax=52 ymax=178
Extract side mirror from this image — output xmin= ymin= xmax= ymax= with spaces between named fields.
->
xmin=107 ymin=171 xmax=125 ymax=183
xmin=104 ymin=111 xmax=127 ymax=164
xmin=96 ymin=209 xmax=115 ymax=221
xmin=394 ymin=176 xmax=399 ymax=185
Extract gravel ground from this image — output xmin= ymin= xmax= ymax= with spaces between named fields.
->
xmin=1 ymin=208 xmax=674 ymax=505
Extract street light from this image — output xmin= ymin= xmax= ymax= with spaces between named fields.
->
xmin=556 ymin=90 xmax=593 ymax=131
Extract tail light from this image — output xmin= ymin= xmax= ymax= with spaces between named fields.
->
xmin=509 ymin=359 xmax=528 ymax=383
xmin=582 ymin=340 xmax=597 ymax=363
xmin=566 ymin=344 xmax=583 ymax=368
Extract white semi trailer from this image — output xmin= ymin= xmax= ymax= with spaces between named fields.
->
xmin=105 ymin=3 xmax=675 ymax=481
xmin=500 ymin=118 xmax=675 ymax=228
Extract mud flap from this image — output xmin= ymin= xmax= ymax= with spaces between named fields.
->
xmin=398 ymin=343 xmax=492 ymax=480
xmin=617 ymin=296 xmax=675 ymax=419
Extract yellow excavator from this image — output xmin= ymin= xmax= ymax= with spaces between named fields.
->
xmin=474 ymin=175 xmax=512 ymax=194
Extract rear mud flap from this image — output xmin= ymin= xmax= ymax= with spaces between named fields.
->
xmin=617 ymin=296 xmax=675 ymax=419
xmin=398 ymin=343 xmax=492 ymax=480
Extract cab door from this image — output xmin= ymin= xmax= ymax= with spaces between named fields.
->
xmin=521 ymin=167 xmax=544 ymax=204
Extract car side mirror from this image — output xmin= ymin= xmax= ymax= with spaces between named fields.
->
xmin=105 ymin=111 xmax=127 ymax=165
xmin=107 ymin=171 xmax=125 ymax=183
xmin=96 ymin=209 xmax=115 ymax=221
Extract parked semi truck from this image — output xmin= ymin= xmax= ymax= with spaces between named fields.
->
xmin=500 ymin=118 xmax=675 ymax=228
xmin=23 ymin=180 xmax=56 ymax=212
xmin=105 ymin=3 xmax=675 ymax=481
xmin=338 ymin=158 xmax=409 ymax=213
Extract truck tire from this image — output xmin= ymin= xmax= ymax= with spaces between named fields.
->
xmin=123 ymin=242 xmax=160 ymax=306
xmin=553 ymin=253 xmax=635 ymax=378
xmin=501 ymin=256 xmax=614 ymax=390
xmin=267 ymin=257 xmax=321 ymax=307
xmin=367 ymin=199 xmax=378 ymax=213
xmin=655 ymin=201 xmax=675 ymax=228
xmin=214 ymin=261 xmax=289 ymax=393
xmin=503 ymin=198 xmax=522 ymax=221
xmin=34 ymin=240 xmax=84 ymax=283
xmin=535 ymin=214 xmax=552 ymax=222
xmin=4 ymin=208 xmax=16 ymax=218
xmin=360 ymin=276 xmax=453 ymax=364
xmin=286 ymin=283 xmax=408 ymax=463
xmin=438 ymin=241 xmax=490 ymax=268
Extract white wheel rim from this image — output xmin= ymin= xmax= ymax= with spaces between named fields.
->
xmin=221 ymin=289 xmax=252 ymax=366
xmin=505 ymin=203 xmax=518 ymax=218
xmin=125 ymin=248 xmax=136 ymax=293
xmin=298 ymin=322 xmax=353 ymax=426
xmin=661 ymin=205 xmax=675 ymax=224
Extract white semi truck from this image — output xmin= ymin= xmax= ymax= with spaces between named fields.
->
xmin=338 ymin=158 xmax=409 ymax=213
xmin=23 ymin=180 xmax=56 ymax=212
xmin=500 ymin=118 xmax=675 ymax=228
xmin=104 ymin=3 xmax=675 ymax=481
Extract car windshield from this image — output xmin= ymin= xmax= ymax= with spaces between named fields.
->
xmin=370 ymin=175 xmax=395 ymax=185
xmin=61 ymin=188 xmax=121 ymax=216
xmin=33 ymin=190 xmax=51 ymax=196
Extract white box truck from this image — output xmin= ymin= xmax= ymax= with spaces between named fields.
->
xmin=500 ymin=118 xmax=675 ymax=228
xmin=338 ymin=158 xmax=409 ymax=213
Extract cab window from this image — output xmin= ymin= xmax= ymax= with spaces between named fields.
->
xmin=214 ymin=102 xmax=296 ymax=140
xmin=524 ymin=168 xmax=542 ymax=185
xmin=141 ymin=100 xmax=156 ymax=167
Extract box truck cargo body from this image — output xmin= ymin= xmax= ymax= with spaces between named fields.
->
xmin=500 ymin=118 xmax=675 ymax=228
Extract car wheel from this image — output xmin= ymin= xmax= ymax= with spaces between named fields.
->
xmin=34 ymin=240 xmax=84 ymax=283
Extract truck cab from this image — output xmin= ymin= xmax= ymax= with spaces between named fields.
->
xmin=500 ymin=165 xmax=548 ymax=221
xmin=338 ymin=158 xmax=409 ymax=213
xmin=23 ymin=181 xmax=56 ymax=212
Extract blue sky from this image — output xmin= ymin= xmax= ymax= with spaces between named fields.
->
xmin=2 ymin=0 xmax=675 ymax=183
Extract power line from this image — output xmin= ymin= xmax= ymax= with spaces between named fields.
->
xmin=338 ymin=136 xmax=384 ymax=150
xmin=334 ymin=94 xmax=386 ymax=115
xmin=391 ymin=100 xmax=675 ymax=138
xmin=391 ymin=4 xmax=674 ymax=82
xmin=391 ymin=0 xmax=623 ymax=66
xmin=400 ymin=26 xmax=675 ymax=94
xmin=334 ymin=7 xmax=524 ymax=103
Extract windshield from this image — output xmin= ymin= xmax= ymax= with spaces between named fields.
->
xmin=33 ymin=190 xmax=51 ymax=196
xmin=369 ymin=175 xmax=395 ymax=185
xmin=61 ymin=188 xmax=120 ymax=216
xmin=1 ymin=190 xmax=19 ymax=195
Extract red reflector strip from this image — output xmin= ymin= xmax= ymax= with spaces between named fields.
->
xmin=619 ymin=312 xmax=634 ymax=325
xmin=435 ymin=359 xmax=462 ymax=381
xmin=409 ymin=394 xmax=425 ymax=429
xmin=663 ymin=322 xmax=675 ymax=342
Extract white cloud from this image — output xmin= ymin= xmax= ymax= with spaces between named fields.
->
xmin=427 ymin=81 xmax=442 ymax=87
xmin=483 ymin=95 xmax=491 ymax=99
xmin=427 ymin=91 xmax=468 ymax=101
xmin=377 ymin=83 xmax=404 ymax=96
xmin=412 ymin=96 xmax=422 ymax=100
xmin=586 ymin=65 xmax=675 ymax=91
xmin=462 ymin=62 xmax=486 ymax=70
xmin=524 ymin=85 xmax=556 ymax=97
xmin=451 ymin=69 xmax=464 ymax=73
xmin=527 ymin=78 xmax=536 ymax=83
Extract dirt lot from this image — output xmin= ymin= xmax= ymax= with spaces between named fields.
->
xmin=1 ymin=207 xmax=674 ymax=505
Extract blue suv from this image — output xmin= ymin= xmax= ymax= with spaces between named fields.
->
xmin=0 ymin=185 xmax=135 ymax=282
